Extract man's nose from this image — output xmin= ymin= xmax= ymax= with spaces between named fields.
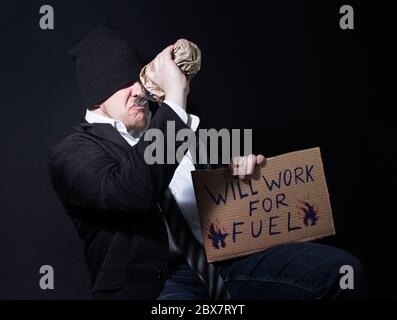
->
xmin=130 ymin=82 xmax=144 ymax=98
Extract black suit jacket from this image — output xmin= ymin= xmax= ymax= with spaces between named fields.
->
xmin=48 ymin=103 xmax=194 ymax=299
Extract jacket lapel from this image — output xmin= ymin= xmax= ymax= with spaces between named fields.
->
xmin=79 ymin=118 xmax=132 ymax=152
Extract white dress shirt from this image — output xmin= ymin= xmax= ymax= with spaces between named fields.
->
xmin=85 ymin=100 xmax=204 ymax=259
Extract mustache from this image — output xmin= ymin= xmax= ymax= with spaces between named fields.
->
xmin=132 ymin=96 xmax=149 ymax=107
xmin=142 ymin=87 xmax=160 ymax=103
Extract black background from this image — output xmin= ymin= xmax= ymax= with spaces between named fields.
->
xmin=1 ymin=0 xmax=388 ymax=300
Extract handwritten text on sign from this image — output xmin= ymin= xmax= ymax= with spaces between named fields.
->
xmin=191 ymin=147 xmax=335 ymax=262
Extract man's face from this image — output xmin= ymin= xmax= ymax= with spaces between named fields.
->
xmin=101 ymin=81 xmax=150 ymax=131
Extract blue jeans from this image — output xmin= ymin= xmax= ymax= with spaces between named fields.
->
xmin=157 ymin=242 xmax=365 ymax=300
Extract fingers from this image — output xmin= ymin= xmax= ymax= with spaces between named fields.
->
xmin=245 ymin=154 xmax=257 ymax=176
xmin=149 ymin=44 xmax=174 ymax=77
xmin=145 ymin=51 xmax=169 ymax=86
xmin=256 ymin=154 xmax=265 ymax=165
xmin=146 ymin=43 xmax=187 ymax=91
xmin=153 ymin=55 xmax=160 ymax=73
xmin=162 ymin=44 xmax=174 ymax=57
xmin=230 ymin=154 xmax=266 ymax=181
xmin=155 ymin=45 xmax=174 ymax=66
xmin=145 ymin=62 xmax=156 ymax=84
xmin=229 ymin=156 xmax=244 ymax=175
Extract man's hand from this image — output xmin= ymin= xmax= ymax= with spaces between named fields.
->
xmin=146 ymin=45 xmax=189 ymax=109
xmin=229 ymin=154 xmax=266 ymax=181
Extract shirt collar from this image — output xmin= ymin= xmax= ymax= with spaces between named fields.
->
xmin=85 ymin=109 xmax=117 ymax=127
xmin=85 ymin=109 xmax=151 ymax=139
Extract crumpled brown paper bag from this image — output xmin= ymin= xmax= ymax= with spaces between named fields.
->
xmin=140 ymin=39 xmax=201 ymax=102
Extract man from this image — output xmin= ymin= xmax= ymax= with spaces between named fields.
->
xmin=48 ymin=20 xmax=365 ymax=300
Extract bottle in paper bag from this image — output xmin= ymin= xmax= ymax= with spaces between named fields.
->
xmin=140 ymin=39 xmax=201 ymax=102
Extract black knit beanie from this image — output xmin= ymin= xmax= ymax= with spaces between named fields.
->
xmin=68 ymin=19 xmax=144 ymax=107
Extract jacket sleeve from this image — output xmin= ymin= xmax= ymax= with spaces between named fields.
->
xmin=48 ymin=103 xmax=192 ymax=214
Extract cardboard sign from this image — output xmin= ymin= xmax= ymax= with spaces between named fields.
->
xmin=191 ymin=147 xmax=335 ymax=262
